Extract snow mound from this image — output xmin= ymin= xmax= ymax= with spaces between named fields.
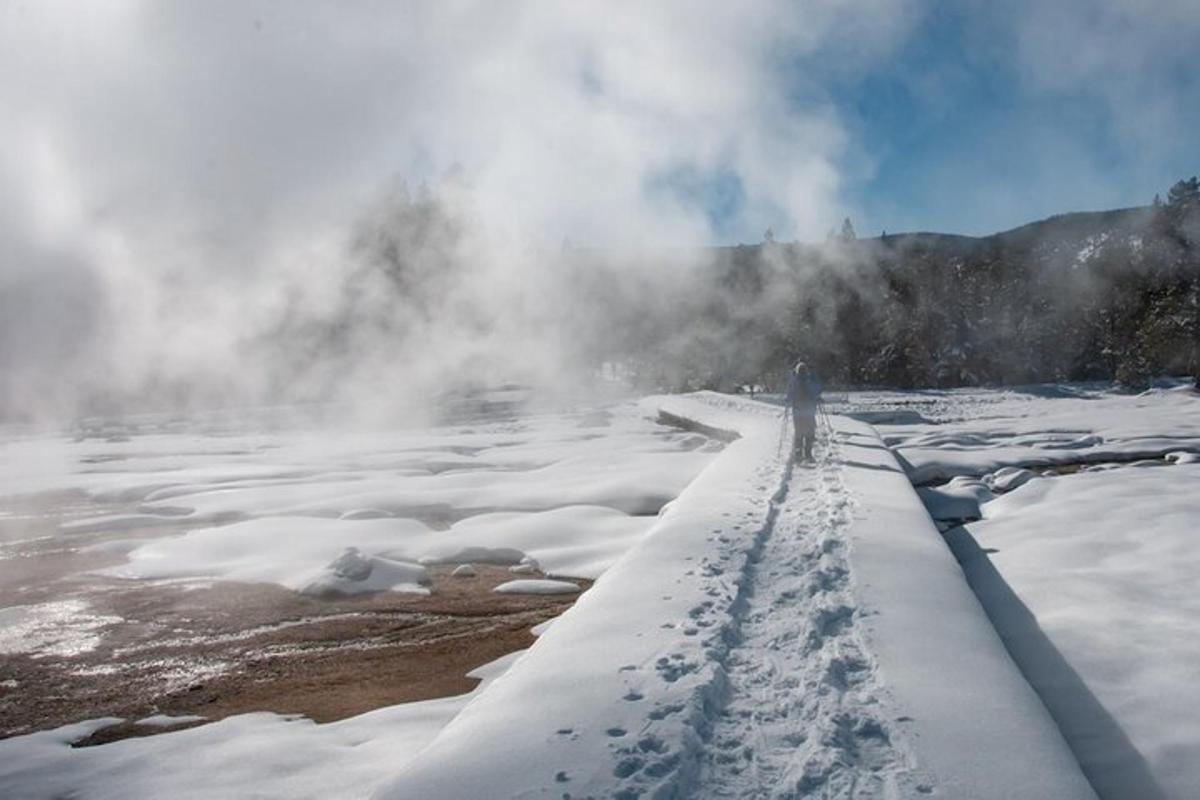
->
xmin=134 ymin=714 xmax=206 ymax=727
xmin=338 ymin=508 xmax=393 ymax=520
xmin=983 ymin=466 xmax=1039 ymax=492
xmin=418 ymin=546 xmax=524 ymax=566
xmin=102 ymin=516 xmax=433 ymax=594
xmin=917 ymin=476 xmax=995 ymax=522
xmin=298 ymin=548 xmax=430 ymax=597
xmin=59 ymin=514 xmax=185 ymax=534
xmin=493 ymin=579 xmax=580 ymax=595
xmin=450 ymin=564 xmax=477 ymax=578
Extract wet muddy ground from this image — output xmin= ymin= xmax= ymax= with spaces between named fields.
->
xmin=0 ymin=490 xmax=588 ymax=743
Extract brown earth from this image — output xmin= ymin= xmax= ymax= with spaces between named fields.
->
xmin=0 ymin=490 xmax=589 ymax=744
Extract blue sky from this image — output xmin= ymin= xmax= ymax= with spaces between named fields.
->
xmin=816 ymin=3 xmax=1200 ymax=238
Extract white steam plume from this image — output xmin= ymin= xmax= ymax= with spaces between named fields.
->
xmin=0 ymin=1 xmax=923 ymax=421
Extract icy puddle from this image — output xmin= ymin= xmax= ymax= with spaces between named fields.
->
xmin=0 ymin=601 xmax=122 ymax=659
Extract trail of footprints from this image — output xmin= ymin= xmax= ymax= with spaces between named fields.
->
xmin=590 ymin=426 xmax=917 ymax=799
xmin=695 ymin=435 xmax=912 ymax=799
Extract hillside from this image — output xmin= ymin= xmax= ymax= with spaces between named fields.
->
xmin=565 ymin=182 xmax=1200 ymax=392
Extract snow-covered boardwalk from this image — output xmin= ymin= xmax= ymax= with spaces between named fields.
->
xmin=696 ymin=428 xmax=911 ymax=797
xmin=379 ymin=394 xmax=1096 ymax=799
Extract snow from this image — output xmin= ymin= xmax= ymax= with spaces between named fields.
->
xmin=101 ymin=516 xmax=432 ymax=596
xmin=493 ymin=579 xmax=581 ymax=595
xmin=374 ymin=394 xmax=1093 ymax=799
xmin=5 ymin=383 xmax=1196 ymax=797
xmin=863 ymin=382 xmax=1200 ymax=485
xmin=983 ymin=465 xmax=1040 ymax=492
xmin=103 ymin=504 xmax=655 ymax=593
xmin=298 ymin=547 xmax=431 ymax=597
xmin=836 ymin=420 xmax=1092 ymax=799
xmin=0 ymin=652 xmax=523 ymax=800
xmin=134 ymin=714 xmax=207 ymax=727
xmin=947 ymin=464 xmax=1200 ymax=798
xmin=916 ymin=476 xmax=995 ymax=523
xmin=868 ymin=381 xmax=1200 ymax=798
xmin=0 ymin=403 xmax=716 ymax=597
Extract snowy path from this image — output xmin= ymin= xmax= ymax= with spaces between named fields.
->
xmin=696 ymin=433 xmax=913 ymax=798
xmin=377 ymin=395 xmax=1095 ymax=799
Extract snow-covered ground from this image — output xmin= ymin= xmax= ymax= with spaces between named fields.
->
xmin=3 ymin=382 xmax=1197 ymax=798
xmin=851 ymin=381 xmax=1200 ymax=485
xmin=878 ymin=382 xmax=1200 ymax=799
xmin=1 ymin=404 xmax=719 ymax=595
xmin=373 ymin=394 xmax=1091 ymax=799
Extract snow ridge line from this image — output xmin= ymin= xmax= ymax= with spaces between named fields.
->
xmin=690 ymin=431 xmax=918 ymax=799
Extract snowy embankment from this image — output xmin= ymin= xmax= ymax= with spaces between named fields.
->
xmin=879 ymin=382 xmax=1200 ymax=799
xmin=375 ymin=394 xmax=1093 ymax=799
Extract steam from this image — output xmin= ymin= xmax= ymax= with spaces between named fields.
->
xmin=0 ymin=1 xmax=902 ymax=422
xmin=1 ymin=2 xmax=1195 ymax=422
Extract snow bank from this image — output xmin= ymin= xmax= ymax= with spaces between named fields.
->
xmin=101 ymin=517 xmax=434 ymax=596
xmin=949 ymin=464 xmax=1200 ymax=798
xmin=105 ymin=503 xmax=655 ymax=593
xmin=134 ymin=714 xmax=206 ymax=727
xmin=422 ymin=505 xmax=654 ymax=578
xmin=493 ymin=579 xmax=580 ymax=595
xmin=983 ymin=466 xmax=1039 ymax=492
xmin=916 ymin=476 xmax=995 ymax=523
xmin=851 ymin=380 xmax=1200 ymax=798
xmin=837 ymin=420 xmax=1093 ymax=799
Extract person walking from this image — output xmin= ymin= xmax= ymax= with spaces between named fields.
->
xmin=785 ymin=360 xmax=822 ymax=462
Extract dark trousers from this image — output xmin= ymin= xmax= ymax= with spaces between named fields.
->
xmin=793 ymin=410 xmax=816 ymax=460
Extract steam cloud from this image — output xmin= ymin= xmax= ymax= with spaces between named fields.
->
xmin=1 ymin=2 xmax=1195 ymax=422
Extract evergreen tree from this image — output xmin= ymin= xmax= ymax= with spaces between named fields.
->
xmin=1167 ymin=177 xmax=1199 ymax=207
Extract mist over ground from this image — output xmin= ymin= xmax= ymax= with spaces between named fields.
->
xmin=1 ymin=2 xmax=1198 ymax=422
